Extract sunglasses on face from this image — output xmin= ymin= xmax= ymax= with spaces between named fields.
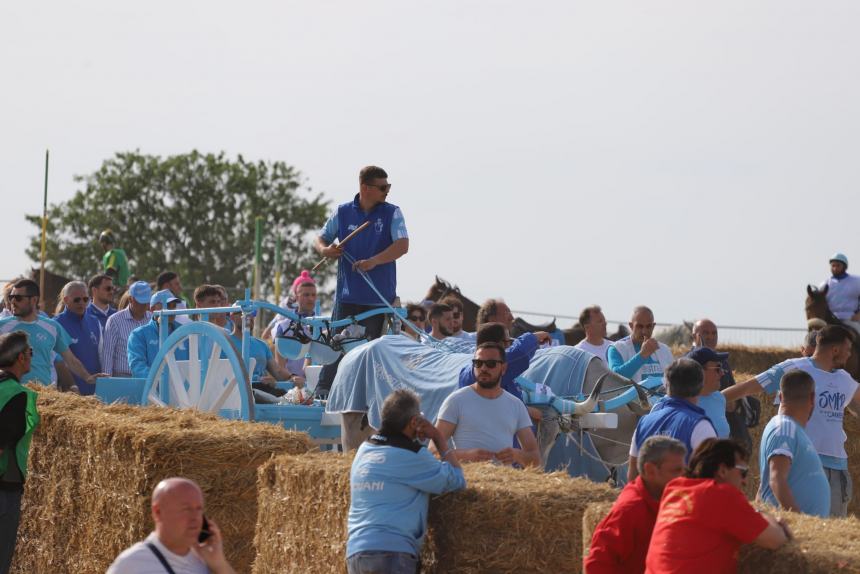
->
xmin=72 ymin=296 xmax=90 ymax=304
xmin=408 ymin=315 xmax=425 ymax=322
xmin=9 ymin=294 xmax=33 ymax=302
xmin=472 ymin=359 xmax=504 ymax=369
xmin=366 ymin=183 xmax=392 ymax=193
xmin=734 ymin=464 xmax=749 ymax=479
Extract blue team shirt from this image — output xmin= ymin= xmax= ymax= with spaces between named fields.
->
xmin=758 ymin=414 xmax=830 ymax=517
xmin=228 ymin=333 xmax=273 ymax=381
xmin=698 ymin=391 xmax=730 ymax=438
xmin=55 ymin=309 xmax=102 ymax=395
xmin=0 ymin=315 xmax=72 ymax=386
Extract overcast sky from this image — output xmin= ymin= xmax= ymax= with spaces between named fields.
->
xmin=2 ymin=1 xmax=857 ymax=333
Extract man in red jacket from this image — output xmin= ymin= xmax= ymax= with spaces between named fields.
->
xmin=584 ymin=436 xmax=686 ymax=574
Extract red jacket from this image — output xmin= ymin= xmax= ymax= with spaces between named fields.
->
xmin=584 ymin=476 xmax=659 ymax=574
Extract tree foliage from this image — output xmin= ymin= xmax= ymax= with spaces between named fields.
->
xmin=27 ymin=151 xmax=332 ymax=299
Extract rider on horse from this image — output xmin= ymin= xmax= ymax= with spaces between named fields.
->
xmin=820 ymin=252 xmax=860 ymax=335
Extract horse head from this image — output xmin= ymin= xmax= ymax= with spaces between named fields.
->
xmin=805 ymin=284 xmax=834 ymax=323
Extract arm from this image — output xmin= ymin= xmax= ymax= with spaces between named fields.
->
xmin=849 ymin=386 xmax=860 ymax=411
xmin=315 ymin=235 xmax=343 ymax=259
xmin=193 ymin=517 xmax=236 ymax=574
xmin=353 ymin=238 xmax=409 ymax=272
xmin=607 ymin=346 xmax=647 ymax=380
xmin=265 ymin=357 xmax=293 ymax=382
xmin=127 ymin=331 xmax=149 ymax=379
xmin=0 ymin=393 xmax=27 ymax=456
xmin=722 ymin=376 xmax=764 ymax=403
xmin=433 ymin=418 xmax=493 ymax=462
xmin=752 ymin=513 xmax=790 ymax=550
xmin=584 ymin=507 xmax=637 ymax=574
xmin=768 ymin=455 xmax=800 ymax=512
xmin=59 ymin=349 xmax=102 ymax=385
xmin=498 ymin=427 xmax=541 ymax=467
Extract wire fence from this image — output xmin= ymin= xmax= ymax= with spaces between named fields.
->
xmin=512 ymin=309 xmax=807 ymax=349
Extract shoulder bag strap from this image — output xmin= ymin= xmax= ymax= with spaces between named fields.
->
xmin=146 ymin=541 xmax=178 ymax=574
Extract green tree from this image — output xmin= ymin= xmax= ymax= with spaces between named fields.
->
xmin=27 ymin=150 xmax=332 ymax=300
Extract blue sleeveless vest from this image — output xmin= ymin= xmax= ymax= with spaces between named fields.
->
xmin=336 ymin=195 xmax=397 ymax=305
xmin=634 ymin=397 xmax=711 ymax=459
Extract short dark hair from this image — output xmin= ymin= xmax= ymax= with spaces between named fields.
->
xmin=0 ymin=331 xmax=29 ymax=368
xmin=665 ymin=358 xmax=704 ymax=398
xmin=686 ymin=438 xmax=748 ymax=479
xmin=88 ymin=274 xmax=113 ymax=292
xmin=156 ymin=271 xmax=178 ymax=290
xmin=193 ymin=284 xmax=222 ymax=304
xmin=405 ymin=303 xmax=426 ymax=321
xmin=817 ymin=324 xmax=855 ymax=348
xmin=379 ymin=388 xmax=420 ymax=435
xmin=429 ymin=303 xmax=452 ymax=321
xmin=476 ymin=322 xmax=507 ymax=346
xmin=12 ymin=279 xmax=39 ymax=298
xmin=475 ymin=342 xmax=505 ymax=362
xmin=477 ymin=299 xmax=502 ymax=328
xmin=359 ymin=165 xmax=388 ymax=185
xmin=780 ymin=370 xmax=815 ymax=403
xmin=803 ymin=330 xmax=818 ymax=349
xmin=440 ymin=296 xmax=463 ymax=314
xmin=579 ymin=305 xmax=602 ymax=327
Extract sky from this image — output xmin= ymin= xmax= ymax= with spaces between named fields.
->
xmin=2 ymin=1 xmax=858 ymax=335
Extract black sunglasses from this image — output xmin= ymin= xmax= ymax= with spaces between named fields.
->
xmin=366 ymin=183 xmax=392 ymax=193
xmin=72 ymin=296 xmax=90 ymax=304
xmin=472 ymin=359 xmax=504 ymax=369
xmin=735 ymin=464 xmax=749 ymax=479
xmin=408 ymin=315 xmax=425 ymax=322
xmin=9 ymin=294 xmax=34 ymax=302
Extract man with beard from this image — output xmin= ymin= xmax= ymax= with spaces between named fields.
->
xmin=574 ymin=305 xmax=612 ymax=363
xmin=609 ymin=306 xmax=674 ymax=383
xmin=428 ymin=303 xmax=454 ymax=340
xmin=820 ymin=253 xmax=860 ymax=334
xmin=434 ymin=342 xmax=541 ymax=467
xmin=441 ymin=296 xmax=474 ymax=341
xmin=724 ymin=325 xmax=860 ymax=517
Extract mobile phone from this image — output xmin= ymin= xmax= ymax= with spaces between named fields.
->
xmin=199 ymin=516 xmax=212 ymax=544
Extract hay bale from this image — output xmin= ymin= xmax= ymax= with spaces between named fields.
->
xmin=582 ymin=501 xmax=860 ymax=573
xmin=719 ymin=344 xmax=798 ymax=376
xmin=253 ymin=454 xmax=617 ymax=574
xmin=11 ymin=386 xmax=313 ymax=574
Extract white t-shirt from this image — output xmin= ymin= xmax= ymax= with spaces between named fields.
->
xmin=574 ymin=339 xmax=612 ymax=363
xmin=437 ymin=386 xmax=533 ymax=454
xmin=107 ymin=532 xmax=209 ymax=574
xmin=628 ymin=420 xmax=716 ymax=457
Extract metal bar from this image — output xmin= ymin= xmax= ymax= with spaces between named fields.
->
xmin=39 ymin=149 xmax=49 ymax=309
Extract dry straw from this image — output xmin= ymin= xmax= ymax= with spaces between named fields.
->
xmin=583 ymin=500 xmax=860 ymax=573
xmin=11 ymin=386 xmax=313 ymax=574
xmin=254 ymin=454 xmax=617 ymax=574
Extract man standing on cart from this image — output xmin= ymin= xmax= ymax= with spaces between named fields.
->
xmin=314 ymin=166 xmax=409 ymax=396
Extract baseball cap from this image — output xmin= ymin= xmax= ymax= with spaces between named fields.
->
xmin=150 ymin=289 xmax=181 ymax=308
xmin=128 ymin=281 xmax=152 ymax=305
xmin=688 ymin=346 xmax=729 ymax=366
xmin=830 ymin=252 xmax=849 ymax=267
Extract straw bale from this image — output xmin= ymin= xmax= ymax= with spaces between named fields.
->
xmin=583 ymin=501 xmax=860 ymax=573
xmin=253 ymin=455 xmax=617 ymax=574
xmin=719 ymin=344 xmax=798 ymax=376
xmin=11 ymin=386 xmax=313 ymax=574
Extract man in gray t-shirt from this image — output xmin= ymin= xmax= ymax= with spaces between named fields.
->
xmin=435 ymin=342 xmax=540 ymax=467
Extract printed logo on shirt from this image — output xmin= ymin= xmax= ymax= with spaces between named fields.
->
xmin=363 ymin=451 xmax=387 ymax=465
xmin=353 ymin=480 xmax=385 ymax=492
xmin=374 ymin=218 xmax=383 ymax=234
xmin=347 ymin=224 xmax=358 ymax=232
xmin=657 ymin=490 xmax=694 ymax=524
xmin=819 ymin=390 xmax=847 ymax=416
xmin=35 ymin=332 xmax=49 ymax=343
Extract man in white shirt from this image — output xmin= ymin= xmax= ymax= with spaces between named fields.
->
xmin=724 ymin=324 xmax=860 ymax=516
xmin=107 ymin=477 xmax=236 ymax=574
xmin=820 ymin=252 xmax=860 ymax=334
xmin=574 ymin=305 xmax=612 ymax=363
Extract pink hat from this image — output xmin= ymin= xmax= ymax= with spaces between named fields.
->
xmin=291 ymin=270 xmax=315 ymax=293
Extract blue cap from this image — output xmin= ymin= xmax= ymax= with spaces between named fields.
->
xmin=688 ymin=346 xmax=729 ymax=367
xmin=830 ymin=253 xmax=849 ymax=267
xmin=128 ymin=281 xmax=152 ymax=305
xmin=150 ymin=289 xmax=181 ymax=309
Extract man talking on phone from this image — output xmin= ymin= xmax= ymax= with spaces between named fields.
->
xmin=347 ymin=389 xmax=466 ymax=574
xmin=107 ymin=477 xmax=236 ymax=574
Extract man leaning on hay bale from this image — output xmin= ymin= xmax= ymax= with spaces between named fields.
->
xmin=0 ymin=331 xmax=40 ymax=574
xmin=347 ymin=389 xmax=466 ymax=574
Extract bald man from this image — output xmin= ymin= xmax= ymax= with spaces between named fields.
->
xmin=608 ymin=306 xmax=673 ymax=383
xmin=107 ymin=477 xmax=236 ymax=574
xmin=688 ymin=319 xmax=756 ymax=450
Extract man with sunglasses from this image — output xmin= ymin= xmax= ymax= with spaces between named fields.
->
xmin=645 ymin=439 xmax=789 ymax=573
xmin=315 ymin=166 xmax=409 ymax=396
xmin=0 ymin=280 xmax=104 ymax=389
xmin=435 ymin=342 xmax=541 ymax=467
xmin=127 ymin=289 xmax=187 ymax=379
xmin=56 ymin=281 xmax=103 ymax=396
xmin=441 ymin=297 xmax=474 ymax=341
xmin=687 ymin=347 xmax=731 ymax=439
xmin=608 ymin=306 xmax=673 ymax=384
xmin=86 ymin=274 xmax=117 ymax=329
xmin=402 ymin=304 xmax=426 ymax=342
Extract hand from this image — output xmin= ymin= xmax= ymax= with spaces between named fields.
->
xmin=777 ymin=516 xmax=793 ymax=540
xmin=640 ymin=338 xmax=659 ymax=358
xmin=291 ymin=375 xmax=306 ymax=387
xmin=193 ymin=517 xmax=232 ymax=571
xmin=353 ymin=258 xmax=378 ymax=272
xmin=533 ymin=331 xmax=552 ymax=345
xmin=495 ymin=447 xmax=522 ymax=465
xmin=86 ymin=373 xmax=110 ymax=384
xmin=415 ymin=417 xmax=441 ymax=443
xmin=322 ymin=244 xmax=343 ymax=259
xmin=457 ymin=448 xmax=495 ymax=462
xmin=259 ymin=374 xmax=276 ymax=387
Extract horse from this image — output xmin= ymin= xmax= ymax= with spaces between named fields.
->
xmin=552 ymin=322 xmax=630 ymax=346
xmin=654 ymin=321 xmax=694 ymax=348
xmin=422 ymin=276 xmax=482 ymax=332
xmin=805 ymin=284 xmax=860 ymax=381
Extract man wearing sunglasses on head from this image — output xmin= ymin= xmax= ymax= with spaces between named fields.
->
xmin=0 ymin=280 xmax=106 ymax=390
xmin=434 ymin=342 xmax=541 ymax=467
xmin=55 ymin=281 xmax=103 ymax=396
xmin=85 ymin=274 xmax=117 ymax=330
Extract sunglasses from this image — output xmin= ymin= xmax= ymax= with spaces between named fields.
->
xmin=472 ymin=359 xmax=504 ymax=369
xmin=408 ymin=315 xmax=425 ymax=322
xmin=8 ymin=294 xmax=33 ymax=302
xmin=366 ymin=183 xmax=392 ymax=193
xmin=734 ymin=464 xmax=749 ymax=479
xmin=72 ymin=296 xmax=90 ymax=304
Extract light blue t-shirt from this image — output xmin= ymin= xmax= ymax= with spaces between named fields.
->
xmin=0 ymin=316 xmax=72 ymax=385
xmin=758 ymin=414 xmax=830 ymax=517
xmin=347 ymin=440 xmax=465 ymax=557
xmin=320 ymin=207 xmax=408 ymax=244
xmin=698 ymin=391 xmax=730 ymax=438
xmin=229 ymin=333 xmax=273 ymax=381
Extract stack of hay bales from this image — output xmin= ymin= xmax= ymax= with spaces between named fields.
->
xmin=720 ymin=344 xmax=797 ymax=376
xmin=582 ymin=501 xmax=860 ymax=573
xmin=12 ymin=387 xmax=312 ymax=574
xmin=254 ymin=454 xmax=616 ymax=574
